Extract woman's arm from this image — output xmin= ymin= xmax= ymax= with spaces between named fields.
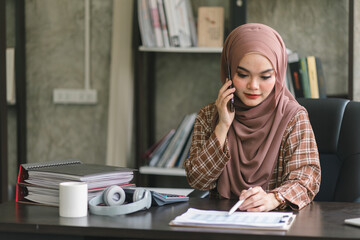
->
xmin=238 ymin=110 xmax=321 ymax=212
xmin=272 ymin=110 xmax=321 ymax=210
xmin=184 ymin=104 xmax=230 ymax=190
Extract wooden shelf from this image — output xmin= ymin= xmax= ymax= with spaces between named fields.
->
xmin=139 ymin=166 xmax=186 ymax=177
xmin=139 ymin=46 xmax=222 ymax=53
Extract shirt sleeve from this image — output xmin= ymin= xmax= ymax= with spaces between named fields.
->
xmin=183 ymin=104 xmax=230 ymax=190
xmin=271 ymin=110 xmax=321 ymax=210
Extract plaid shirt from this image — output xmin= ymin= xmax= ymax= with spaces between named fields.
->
xmin=184 ymin=103 xmax=321 ymax=210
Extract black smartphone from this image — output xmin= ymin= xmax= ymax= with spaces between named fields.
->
xmin=227 ymin=63 xmax=234 ymax=112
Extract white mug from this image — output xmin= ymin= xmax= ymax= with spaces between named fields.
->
xmin=59 ymin=182 xmax=88 ymax=218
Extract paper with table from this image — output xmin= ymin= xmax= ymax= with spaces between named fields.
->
xmin=170 ymin=208 xmax=296 ymax=230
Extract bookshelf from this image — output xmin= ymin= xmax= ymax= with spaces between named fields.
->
xmin=0 ymin=0 xmax=27 ymax=203
xmin=133 ymin=0 xmax=246 ymax=186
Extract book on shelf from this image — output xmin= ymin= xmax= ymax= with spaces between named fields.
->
xmin=138 ymin=0 xmax=156 ymax=47
xmin=197 ymin=6 xmax=224 ymax=47
xmin=288 ymin=52 xmax=304 ymax=98
xmin=144 ymin=113 xmax=196 ymax=169
xmin=149 ymin=0 xmax=164 ymax=47
xmin=299 ymin=57 xmax=311 ymax=98
xmin=16 ymin=159 xmax=135 ymax=206
xmin=138 ymin=0 xmax=197 ymax=48
xmin=285 ymin=50 xmax=326 ymax=99
xmin=163 ymin=0 xmax=181 ymax=47
xmin=315 ymin=57 xmax=327 ymax=98
xmin=184 ymin=0 xmax=197 ymax=47
xmin=147 ymin=129 xmax=176 ymax=167
xmin=307 ymin=56 xmax=320 ymax=98
xmin=156 ymin=113 xmax=196 ymax=168
xmin=157 ymin=0 xmax=170 ymax=47
xmin=174 ymin=0 xmax=192 ymax=47
xmin=175 ymin=128 xmax=193 ymax=168
xmin=6 ymin=47 xmax=15 ymax=104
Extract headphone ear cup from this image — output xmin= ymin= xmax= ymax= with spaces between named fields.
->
xmin=133 ymin=188 xmax=145 ymax=202
xmin=133 ymin=188 xmax=152 ymax=209
xmin=143 ymin=190 xmax=152 ymax=209
xmin=103 ymin=185 xmax=126 ymax=206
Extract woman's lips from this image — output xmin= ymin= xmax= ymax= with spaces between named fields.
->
xmin=244 ymin=93 xmax=261 ymax=99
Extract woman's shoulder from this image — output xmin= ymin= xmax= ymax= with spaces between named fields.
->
xmin=284 ymin=108 xmax=311 ymax=134
xmin=289 ymin=108 xmax=309 ymax=124
xmin=196 ymin=103 xmax=217 ymax=128
xmin=196 ymin=102 xmax=217 ymax=120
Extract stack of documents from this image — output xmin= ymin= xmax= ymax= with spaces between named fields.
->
xmin=16 ymin=159 xmax=135 ymax=206
xmin=170 ymin=208 xmax=296 ymax=230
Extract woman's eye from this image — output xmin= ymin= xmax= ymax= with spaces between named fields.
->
xmin=261 ymin=76 xmax=271 ymax=80
xmin=237 ymin=73 xmax=248 ymax=78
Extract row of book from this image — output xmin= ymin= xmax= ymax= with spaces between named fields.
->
xmin=16 ymin=159 xmax=135 ymax=206
xmin=286 ymin=51 xmax=326 ymax=99
xmin=144 ymin=113 xmax=196 ymax=168
xmin=138 ymin=0 xmax=197 ymax=48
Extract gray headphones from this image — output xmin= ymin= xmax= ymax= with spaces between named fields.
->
xmin=89 ymin=186 xmax=152 ymax=216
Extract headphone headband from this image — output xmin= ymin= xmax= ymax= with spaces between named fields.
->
xmin=89 ymin=186 xmax=152 ymax=216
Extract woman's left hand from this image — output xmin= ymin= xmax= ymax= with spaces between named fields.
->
xmin=238 ymin=186 xmax=281 ymax=212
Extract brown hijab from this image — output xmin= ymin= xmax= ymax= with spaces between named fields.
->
xmin=215 ymin=23 xmax=304 ymax=199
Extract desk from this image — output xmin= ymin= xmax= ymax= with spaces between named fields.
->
xmin=0 ymin=199 xmax=359 ymax=240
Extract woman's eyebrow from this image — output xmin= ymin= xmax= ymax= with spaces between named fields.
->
xmin=237 ymin=66 xmax=274 ymax=74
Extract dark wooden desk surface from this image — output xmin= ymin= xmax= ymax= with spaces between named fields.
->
xmin=0 ymin=199 xmax=360 ymax=240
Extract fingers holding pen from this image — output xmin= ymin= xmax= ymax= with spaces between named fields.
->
xmin=239 ymin=187 xmax=263 ymax=210
xmin=239 ymin=186 xmax=277 ymax=212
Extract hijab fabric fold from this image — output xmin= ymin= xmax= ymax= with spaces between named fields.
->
xmin=215 ymin=23 xmax=304 ymax=199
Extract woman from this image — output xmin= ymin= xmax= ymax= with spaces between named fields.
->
xmin=184 ymin=23 xmax=321 ymax=211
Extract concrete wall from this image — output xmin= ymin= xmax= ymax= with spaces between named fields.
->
xmin=6 ymin=0 xmax=113 ymax=188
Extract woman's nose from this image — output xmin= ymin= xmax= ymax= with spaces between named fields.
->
xmin=247 ymin=78 xmax=259 ymax=89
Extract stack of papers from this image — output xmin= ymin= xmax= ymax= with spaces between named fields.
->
xmin=170 ymin=208 xmax=296 ymax=231
xmin=16 ymin=159 xmax=136 ymax=206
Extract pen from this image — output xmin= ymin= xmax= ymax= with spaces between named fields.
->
xmin=228 ymin=187 xmax=252 ymax=215
xmin=228 ymin=199 xmax=244 ymax=215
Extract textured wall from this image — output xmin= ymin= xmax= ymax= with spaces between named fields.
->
xmin=155 ymin=0 xmax=350 ymax=141
xmin=6 ymin=0 xmax=113 ymax=189
xmin=25 ymin=0 xmax=113 ymax=167
xmin=248 ymin=0 xmax=348 ymax=97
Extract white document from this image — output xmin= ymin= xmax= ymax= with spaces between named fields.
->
xmin=170 ymin=208 xmax=296 ymax=230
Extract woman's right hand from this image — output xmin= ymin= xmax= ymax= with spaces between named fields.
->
xmin=214 ymin=79 xmax=236 ymax=147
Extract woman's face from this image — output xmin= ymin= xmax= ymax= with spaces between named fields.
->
xmin=232 ymin=53 xmax=276 ymax=107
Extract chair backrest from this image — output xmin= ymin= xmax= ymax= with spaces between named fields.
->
xmin=298 ymin=98 xmax=360 ymax=202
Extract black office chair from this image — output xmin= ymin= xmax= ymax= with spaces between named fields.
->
xmin=298 ymin=98 xmax=360 ymax=202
